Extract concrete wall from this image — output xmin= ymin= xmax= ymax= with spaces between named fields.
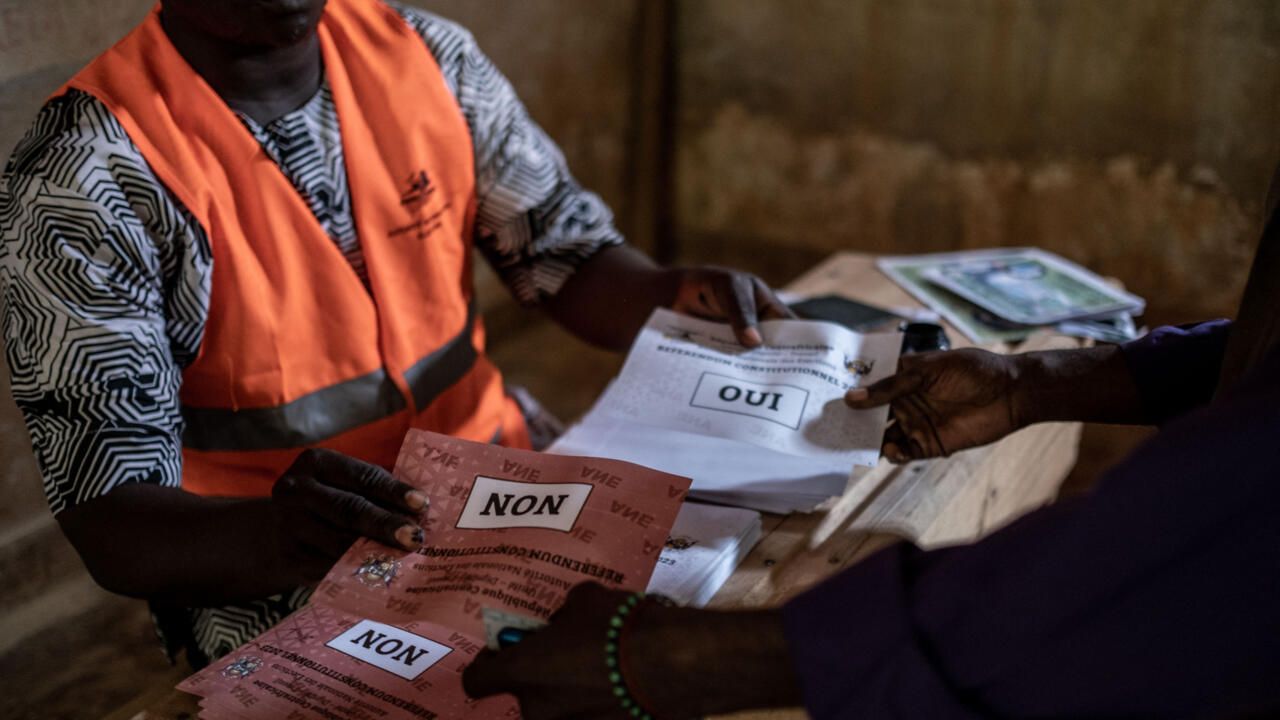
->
xmin=673 ymin=0 xmax=1280 ymax=324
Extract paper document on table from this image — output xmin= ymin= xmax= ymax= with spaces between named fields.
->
xmin=598 ymin=309 xmax=902 ymax=467
xmin=646 ymin=501 xmax=763 ymax=607
xmin=551 ymin=409 xmax=851 ymax=513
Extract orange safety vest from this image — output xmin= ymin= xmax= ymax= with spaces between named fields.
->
xmin=56 ymin=0 xmax=530 ymax=497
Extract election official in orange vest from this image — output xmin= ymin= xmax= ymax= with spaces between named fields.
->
xmin=0 ymin=0 xmax=793 ymax=665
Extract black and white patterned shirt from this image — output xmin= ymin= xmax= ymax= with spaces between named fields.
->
xmin=0 ymin=4 xmax=622 ymax=663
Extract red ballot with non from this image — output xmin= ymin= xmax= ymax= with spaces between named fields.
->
xmin=179 ymin=429 xmax=691 ymax=719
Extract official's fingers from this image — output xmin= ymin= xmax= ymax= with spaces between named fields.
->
xmin=753 ymin=277 xmax=796 ymax=320
xmin=303 ymin=448 xmax=427 ymax=514
xmin=292 ymin=514 xmax=359 ymax=559
xmin=294 ymin=478 xmax=423 ymax=550
xmin=712 ymin=274 xmax=763 ymax=347
xmin=845 ymin=370 xmax=926 ymax=409
xmin=463 ymin=648 xmax=516 ymax=699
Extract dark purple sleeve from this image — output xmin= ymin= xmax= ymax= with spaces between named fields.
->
xmin=1119 ymin=319 xmax=1231 ymax=424
xmin=781 ymin=340 xmax=1280 ymax=719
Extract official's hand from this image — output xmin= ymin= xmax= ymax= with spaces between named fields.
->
xmin=846 ymin=348 xmax=1024 ymax=462
xmin=670 ymin=266 xmax=795 ymax=347
xmin=463 ymin=583 xmax=637 ymax=719
xmin=270 ymin=447 xmax=427 ymax=582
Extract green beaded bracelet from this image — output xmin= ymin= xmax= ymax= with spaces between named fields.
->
xmin=604 ymin=592 xmax=653 ymax=720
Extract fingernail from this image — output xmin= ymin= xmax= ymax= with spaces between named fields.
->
xmin=396 ymin=525 xmax=424 ymax=549
xmin=846 ymin=388 xmax=868 ymax=402
xmin=405 ymin=490 xmax=428 ymax=511
xmin=743 ymin=327 xmax=763 ymax=346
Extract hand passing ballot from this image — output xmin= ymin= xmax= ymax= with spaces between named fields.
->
xmin=845 ymin=348 xmax=1023 ymax=462
xmin=463 ymin=582 xmax=802 ymax=719
xmin=669 ymin=265 xmax=796 ymax=347
xmin=269 ymin=447 xmax=427 ymax=582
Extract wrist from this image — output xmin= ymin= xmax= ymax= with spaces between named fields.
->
xmin=651 ymin=265 xmax=686 ymax=309
xmin=625 ymin=606 xmax=800 ymax=718
xmin=1008 ymin=351 xmax=1046 ymax=427
xmin=1011 ymin=345 xmax=1139 ymax=425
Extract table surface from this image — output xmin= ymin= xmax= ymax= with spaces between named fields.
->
xmin=112 ymin=252 xmax=1083 ymax=720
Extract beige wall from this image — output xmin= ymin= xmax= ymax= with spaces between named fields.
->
xmin=674 ymin=0 xmax=1280 ymax=324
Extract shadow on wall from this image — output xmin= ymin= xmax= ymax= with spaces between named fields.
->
xmin=672 ymin=0 xmax=1280 ymax=325
xmin=675 ymin=105 xmax=1260 ymax=325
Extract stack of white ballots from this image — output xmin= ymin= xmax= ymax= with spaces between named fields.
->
xmin=551 ymin=401 xmax=852 ymax=514
xmin=643 ymin=500 xmax=763 ymax=607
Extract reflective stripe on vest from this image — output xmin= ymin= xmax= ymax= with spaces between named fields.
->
xmin=182 ymin=301 xmax=479 ymax=452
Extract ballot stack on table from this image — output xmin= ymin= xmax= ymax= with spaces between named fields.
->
xmin=551 ymin=308 xmax=903 ymax=514
xmin=646 ymin=502 xmax=764 ymax=607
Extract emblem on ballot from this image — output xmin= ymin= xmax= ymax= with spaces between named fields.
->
xmin=353 ymin=555 xmax=400 ymax=588
xmin=219 ymin=655 xmax=263 ymax=679
xmin=845 ymin=356 xmax=875 ymax=377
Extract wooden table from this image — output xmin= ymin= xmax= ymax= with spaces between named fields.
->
xmin=706 ymin=253 xmax=1082 ymax=719
xmin=114 ymin=253 xmax=1082 ymax=720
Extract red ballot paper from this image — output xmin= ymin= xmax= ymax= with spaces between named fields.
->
xmin=179 ymin=429 xmax=691 ymax=719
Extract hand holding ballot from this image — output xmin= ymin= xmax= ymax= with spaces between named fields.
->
xmin=667 ymin=264 xmax=796 ymax=346
xmin=553 ymin=309 xmax=904 ymax=512
xmin=464 ymin=582 xmax=801 ymax=720
xmin=847 ymin=342 xmax=1150 ymax=462
xmin=270 ymin=448 xmax=429 ymax=581
xmin=179 ymin=431 xmax=691 ymax=719
xmin=845 ymin=348 xmax=1023 ymax=462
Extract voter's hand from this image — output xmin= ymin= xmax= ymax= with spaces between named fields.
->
xmin=670 ymin=266 xmax=794 ymax=347
xmin=463 ymin=582 xmax=799 ymax=719
xmin=463 ymin=582 xmax=635 ymax=719
xmin=846 ymin=348 xmax=1023 ymax=462
xmin=270 ymin=448 xmax=427 ymax=582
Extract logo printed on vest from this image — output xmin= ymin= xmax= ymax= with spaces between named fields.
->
xmin=400 ymin=170 xmax=435 ymax=210
xmin=326 ymin=620 xmax=451 ymax=680
xmin=391 ymin=168 xmax=452 ymax=241
xmin=456 ymin=476 xmax=593 ymax=532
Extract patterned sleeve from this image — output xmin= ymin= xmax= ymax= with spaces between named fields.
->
xmin=392 ymin=4 xmax=626 ymax=305
xmin=0 ymin=92 xmax=205 ymax=515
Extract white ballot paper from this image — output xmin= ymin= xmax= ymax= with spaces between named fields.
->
xmin=552 ymin=310 xmax=901 ymax=513
xmin=646 ymin=501 xmax=763 ymax=607
xmin=599 ymin=309 xmax=901 ymax=466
